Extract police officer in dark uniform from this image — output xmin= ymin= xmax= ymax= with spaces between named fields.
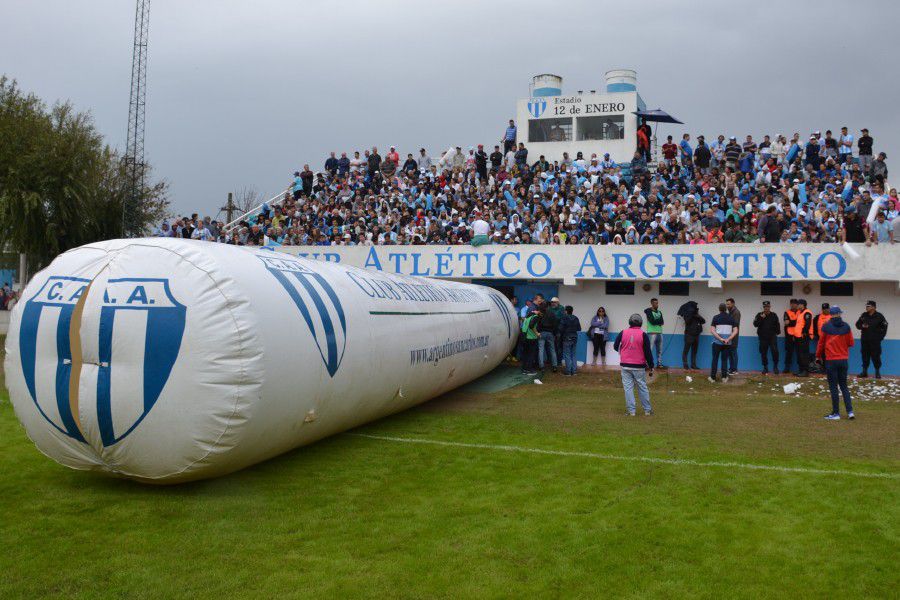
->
xmin=855 ymin=300 xmax=889 ymax=378
xmin=753 ymin=301 xmax=781 ymax=374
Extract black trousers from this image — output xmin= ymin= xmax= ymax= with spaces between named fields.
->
xmin=522 ymin=338 xmax=538 ymax=372
xmin=682 ymin=334 xmax=699 ymax=367
xmin=783 ymin=336 xmax=794 ymax=372
xmin=861 ymin=338 xmax=883 ymax=371
xmin=759 ymin=337 xmax=779 ymax=369
xmin=591 ymin=333 xmax=606 ymax=358
xmin=503 ymin=139 xmax=515 ymax=153
xmin=794 ymin=337 xmax=810 ymax=373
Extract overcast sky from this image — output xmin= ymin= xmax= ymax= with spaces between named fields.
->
xmin=3 ymin=0 xmax=898 ymax=219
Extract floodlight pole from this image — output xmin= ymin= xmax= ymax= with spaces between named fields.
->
xmin=123 ymin=0 xmax=150 ymax=237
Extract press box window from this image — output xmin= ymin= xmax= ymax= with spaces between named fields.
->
xmin=605 ymin=281 xmax=635 ymax=295
xmin=760 ymin=282 xmax=793 ymax=296
xmin=576 ymin=115 xmax=625 ymax=141
xmin=820 ymin=282 xmax=854 ymax=296
xmin=528 ymin=118 xmax=573 ymax=143
xmin=659 ymin=281 xmax=690 ymax=296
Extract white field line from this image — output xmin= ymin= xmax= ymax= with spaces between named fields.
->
xmin=348 ymin=433 xmax=900 ymax=480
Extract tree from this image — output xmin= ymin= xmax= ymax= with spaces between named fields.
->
xmin=0 ymin=76 xmax=168 ymax=269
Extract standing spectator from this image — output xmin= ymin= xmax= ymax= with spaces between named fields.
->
xmin=559 ymin=305 xmax=582 ymax=376
xmin=858 ymin=128 xmax=873 ymax=174
xmin=416 ymin=148 xmax=432 ymax=171
xmin=514 ymin=142 xmax=528 ymax=169
xmin=520 ymin=308 xmax=541 ymax=376
xmin=502 ymin=119 xmax=517 ymax=153
xmin=470 ymin=210 xmax=491 ymax=247
xmin=644 ymin=298 xmax=665 ymax=368
xmin=489 ymin=145 xmax=503 ymax=171
xmin=855 ymin=300 xmax=888 ymax=378
xmin=872 ymin=152 xmax=889 ymax=182
xmin=724 ymin=136 xmax=741 ymax=169
xmin=817 ymin=306 xmax=855 ymax=420
xmin=474 ymin=144 xmax=488 ymax=180
xmin=537 ymin=297 xmax=560 ymax=372
xmin=870 ymin=212 xmax=892 ymax=244
xmin=708 ymin=303 xmax=738 ymax=383
xmin=661 ymin=135 xmax=678 ymax=167
xmin=791 ymin=299 xmax=814 ymax=377
xmin=710 ymin=134 xmax=726 ymax=169
xmin=842 ymin=207 xmax=866 ymax=243
xmin=367 ymin=146 xmax=381 ymax=178
xmin=679 ymin=134 xmax=693 ymax=169
xmin=324 ymin=152 xmax=338 ymax=175
xmin=613 ymin=314 xmax=654 ymax=416
xmin=753 ymin=301 xmax=781 ymax=375
xmin=291 ymin=171 xmax=304 ymax=200
xmin=693 ymin=135 xmax=711 ymax=174
xmin=588 ymin=307 xmax=610 ymax=366
xmin=681 ymin=303 xmax=705 ymax=370
xmin=725 ymin=298 xmax=742 ymax=373
xmin=549 ymin=297 xmax=566 ymax=366
xmin=838 ymin=126 xmax=854 ymax=164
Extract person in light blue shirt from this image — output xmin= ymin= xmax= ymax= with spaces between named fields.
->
xmin=871 ymin=212 xmax=891 ymax=243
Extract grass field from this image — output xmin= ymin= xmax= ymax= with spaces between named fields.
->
xmin=1 ymin=343 xmax=898 ymax=598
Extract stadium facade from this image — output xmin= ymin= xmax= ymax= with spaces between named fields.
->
xmin=278 ymin=244 xmax=900 ymax=375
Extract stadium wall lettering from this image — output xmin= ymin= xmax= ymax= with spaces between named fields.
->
xmin=281 ymin=244 xmax=897 ymax=284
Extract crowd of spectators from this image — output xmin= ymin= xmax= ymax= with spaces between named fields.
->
xmin=157 ymin=124 xmax=898 ymax=246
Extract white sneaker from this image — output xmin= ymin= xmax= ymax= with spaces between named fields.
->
xmin=824 ymin=413 xmax=841 ymax=420
xmin=722 ymin=377 xmax=729 ymax=383
xmin=848 ymin=412 xmax=855 ymax=420
xmin=707 ymin=376 xmax=716 ymax=383
xmin=628 ymin=412 xmax=636 ymax=416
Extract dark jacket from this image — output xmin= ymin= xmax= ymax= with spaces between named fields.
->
xmin=684 ymin=313 xmax=706 ymax=337
xmin=693 ymin=143 xmax=711 ymax=168
xmin=753 ymin=311 xmax=781 ymax=339
xmin=559 ymin=314 xmax=582 ymax=339
xmin=538 ymin=306 xmax=559 ymax=332
xmin=644 ymin=307 xmax=664 ymax=327
xmin=856 ymin=311 xmax=888 ymax=341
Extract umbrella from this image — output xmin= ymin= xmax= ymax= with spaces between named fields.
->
xmin=633 ymin=109 xmax=683 ymax=124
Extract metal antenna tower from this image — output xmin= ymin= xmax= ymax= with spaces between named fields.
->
xmin=123 ymin=0 xmax=150 ymax=236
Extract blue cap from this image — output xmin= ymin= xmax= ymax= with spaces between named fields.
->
xmin=829 ymin=306 xmax=842 ymax=315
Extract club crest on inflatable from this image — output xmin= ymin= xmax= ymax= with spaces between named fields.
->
xmin=4 ymin=239 xmax=517 ymax=483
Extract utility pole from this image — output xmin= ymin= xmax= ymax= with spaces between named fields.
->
xmin=123 ymin=0 xmax=150 ymax=237
xmin=221 ymin=192 xmax=235 ymax=225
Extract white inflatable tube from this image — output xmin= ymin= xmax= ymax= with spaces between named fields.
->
xmin=4 ymin=239 xmax=517 ymax=483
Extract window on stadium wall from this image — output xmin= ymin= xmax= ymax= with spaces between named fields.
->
xmin=575 ymin=115 xmax=625 ymax=141
xmin=528 ymin=118 xmax=573 ymax=142
xmin=760 ymin=282 xmax=794 ymax=296
xmin=820 ymin=282 xmax=854 ymax=296
xmin=659 ymin=281 xmax=690 ymax=296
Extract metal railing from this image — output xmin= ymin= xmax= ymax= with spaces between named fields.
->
xmin=223 ymin=186 xmax=291 ymax=232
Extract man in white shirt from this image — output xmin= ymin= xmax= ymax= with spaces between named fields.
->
xmin=470 ymin=210 xmax=491 ymax=247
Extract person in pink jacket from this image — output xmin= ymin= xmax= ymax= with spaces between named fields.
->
xmin=613 ymin=314 xmax=655 ymax=416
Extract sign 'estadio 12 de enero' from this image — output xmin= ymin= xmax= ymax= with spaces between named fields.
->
xmin=3 ymin=239 xmax=517 ymax=484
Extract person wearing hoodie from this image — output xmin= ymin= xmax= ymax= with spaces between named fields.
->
xmin=816 ymin=306 xmax=855 ymax=420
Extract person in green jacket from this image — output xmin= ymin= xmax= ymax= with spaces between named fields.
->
xmin=521 ymin=309 xmax=542 ymax=375
xmin=644 ymin=298 xmax=665 ymax=368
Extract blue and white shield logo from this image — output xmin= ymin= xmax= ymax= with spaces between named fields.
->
xmin=18 ymin=276 xmax=186 ymax=447
xmin=258 ymin=255 xmax=347 ymax=377
xmin=528 ymin=98 xmax=547 ymax=118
